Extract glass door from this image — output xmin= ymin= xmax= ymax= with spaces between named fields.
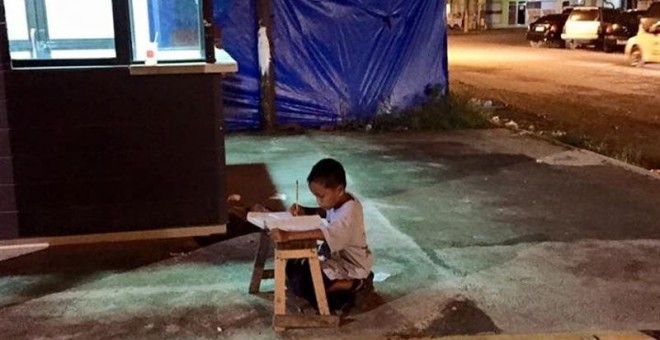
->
xmin=508 ymin=2 xmax=517 ymax=25
xmin=517 ymin=2 xmax=526 ymax=25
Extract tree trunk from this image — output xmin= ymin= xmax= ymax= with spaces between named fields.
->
xmin=256 ymin=0 xmax=276 ymax=131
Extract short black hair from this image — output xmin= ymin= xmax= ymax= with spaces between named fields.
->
xmin=307 ymin=158 xmax=346 ymax=189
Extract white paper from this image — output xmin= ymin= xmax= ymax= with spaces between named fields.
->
xmin=373 ymin=272 xmax=391 ymax=282
xmin=247 ymin=212 xmax=326 ymax=231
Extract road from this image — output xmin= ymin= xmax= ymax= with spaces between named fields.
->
xmin=448 ymin=29 xmax=660 ymax=169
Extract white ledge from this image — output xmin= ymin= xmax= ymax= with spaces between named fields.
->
xmin=130 ymin=49 xmax=238 ymax=76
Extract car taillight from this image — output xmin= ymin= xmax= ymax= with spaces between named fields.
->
xmin=606 ymin=24 xmax=613 ymax=34
xmin=550 ymin=24 xmax=558 ymax=32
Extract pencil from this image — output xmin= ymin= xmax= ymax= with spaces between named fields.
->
xmin=295 ymin=180 xmax=299 ymax=207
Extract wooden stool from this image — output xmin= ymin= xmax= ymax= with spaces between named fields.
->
xmin=249 ymin=232 xmax=339 ymax=330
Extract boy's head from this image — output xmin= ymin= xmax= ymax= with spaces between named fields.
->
xmin=307 ymin=158 xmax=347 ymax=210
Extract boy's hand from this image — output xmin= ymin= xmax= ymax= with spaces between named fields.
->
xmin=289 ymin=203 xmax=304 ymax=216
xmin=269 ymin=229 xmax=290 ymax=243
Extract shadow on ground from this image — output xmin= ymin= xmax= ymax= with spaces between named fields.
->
xmin=387 ymin=297 xmax=501 ymax=339
xmin=0 ymin=238 xmax=201 ymax=308
xmin=0 ymin=163 xmax=282 ymax=309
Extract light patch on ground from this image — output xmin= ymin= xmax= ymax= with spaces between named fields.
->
xmin=427 ymin=162 xmax=448 ymax=169
xmin=361 ymin=199 xmax=442 ymax=277
xmin=449 ymin=47 xmax=551 ymax=64
xmin=565 ymin=59 xmax=660 ymax=79
xmin=35 ymin=283 xmax=240 ymax=302
xmin=536 ymin=150 xmax=608 ymax=167
xmin=369 ymin=201 xmax=412 ymax=210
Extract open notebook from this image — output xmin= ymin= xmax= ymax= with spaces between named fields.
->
xmin=247 ymin=212 xmax=326 ymax=231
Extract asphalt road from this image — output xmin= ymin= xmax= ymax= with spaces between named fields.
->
xmin=448 ymin=29 xmax=660 ymax=168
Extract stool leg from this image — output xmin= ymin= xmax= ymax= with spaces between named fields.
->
xmin=273 ymin=255 xmax=287 ymax=316
xmin=249 ymin=231 xmax=271 ymax=294
xmin=308 ymin=256 xmax=331 ymax=316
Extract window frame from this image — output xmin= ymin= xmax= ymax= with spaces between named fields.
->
xmin=6 ymin=0 xmax=207 ymax=69
xmin=128 ymin=0 xmax=205 ymax=63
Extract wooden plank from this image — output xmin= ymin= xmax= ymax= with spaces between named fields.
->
xmin=273 ymin=314 xmax=339 ymax=329
xmin=308 ymin=255 xmax=331 ymax=316
xmin=0 ymin=224 xmax=226 ymax=247
xmin=276 ymin=248 xmax=316 ymax=260
xmin=276 ymin=239 xmax=317 ymax=250
xmin=249 ymin=231 xmax=272 ymax=294
xmin=273 ymin=257 xmax=287 ymax=316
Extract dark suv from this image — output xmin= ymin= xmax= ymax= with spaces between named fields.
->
xmin=603 ymin=10 xmax=646 ymax=52
xmin=527 ymin=13 xmax=571 ymax=48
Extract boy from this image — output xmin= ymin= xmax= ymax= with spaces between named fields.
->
xmin=269 ymin=158 xmax=374 ymax=311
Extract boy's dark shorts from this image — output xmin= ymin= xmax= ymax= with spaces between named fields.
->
xmin=285 ymin=259 xmax=373 ymax=311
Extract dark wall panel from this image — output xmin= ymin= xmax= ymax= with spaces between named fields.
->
xmin=0 ymin=0 xmax=18 ymax=238
xmin=4 ymin=69 xmax=227 ymax=238
xmin=0 ymin=99 xmax=8 ymax=128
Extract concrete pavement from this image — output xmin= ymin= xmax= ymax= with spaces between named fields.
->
xmin=0 ymin=129 xmax=659 ymax=339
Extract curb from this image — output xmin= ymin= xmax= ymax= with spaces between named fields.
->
xmin=528 ymin=130 xmax=660 ymax=182
xmin=499 ymin=126 xmax=660 ymax=182
xmin=440 ymin=330 xmax=658 ymax=339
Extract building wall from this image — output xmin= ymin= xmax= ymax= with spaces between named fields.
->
xmin=0 ymin=0 xmax=229 ymax=241
xmin=4 ymin=69 xmax=228 ymax=238
xmin=448 ymin=0 xmax=637 ymax=29
xmin=0 ymin=1 xmax=18 ymax=239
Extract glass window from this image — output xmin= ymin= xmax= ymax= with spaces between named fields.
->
xmin=620 ymin=12 xmax=641 ymax=26
xmin=5 ymin=0 xmax=116 ymax=60
xmin=5 ymin=0 xmax=29 ymax=41
xmin=569 ymin=9 xmax=599 ymax=21
xmin=527 ymin=2 xmax=542 ymax=10
xmin=602 ymin=9 xmax=617 ymax=23
xmin=130 ymin=0 xmax=203 ymax=62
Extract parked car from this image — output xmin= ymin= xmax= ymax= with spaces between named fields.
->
xmin=625 ymin=1 xmax=660 ymax=66
xmin=527 ymin=13 xmax=571 ymax=47
xmin=561 ymin=7 xmax=620 ymax=50
xmin=603 ymin=10 xmax=646 ymax=52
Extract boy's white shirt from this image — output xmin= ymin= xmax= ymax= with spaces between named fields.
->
xmin=319 ymin=195 xmax=373 ymax=280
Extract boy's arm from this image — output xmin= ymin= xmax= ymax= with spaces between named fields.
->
xmin=291 ymin=204 xmax=326 ymax=218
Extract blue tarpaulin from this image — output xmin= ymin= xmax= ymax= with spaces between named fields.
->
xmin=216 ymin=0 xmax=448 ymax=131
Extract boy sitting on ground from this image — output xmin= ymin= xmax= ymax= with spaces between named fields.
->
xmin=269 ymin=158 xmax=374 ymax=312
